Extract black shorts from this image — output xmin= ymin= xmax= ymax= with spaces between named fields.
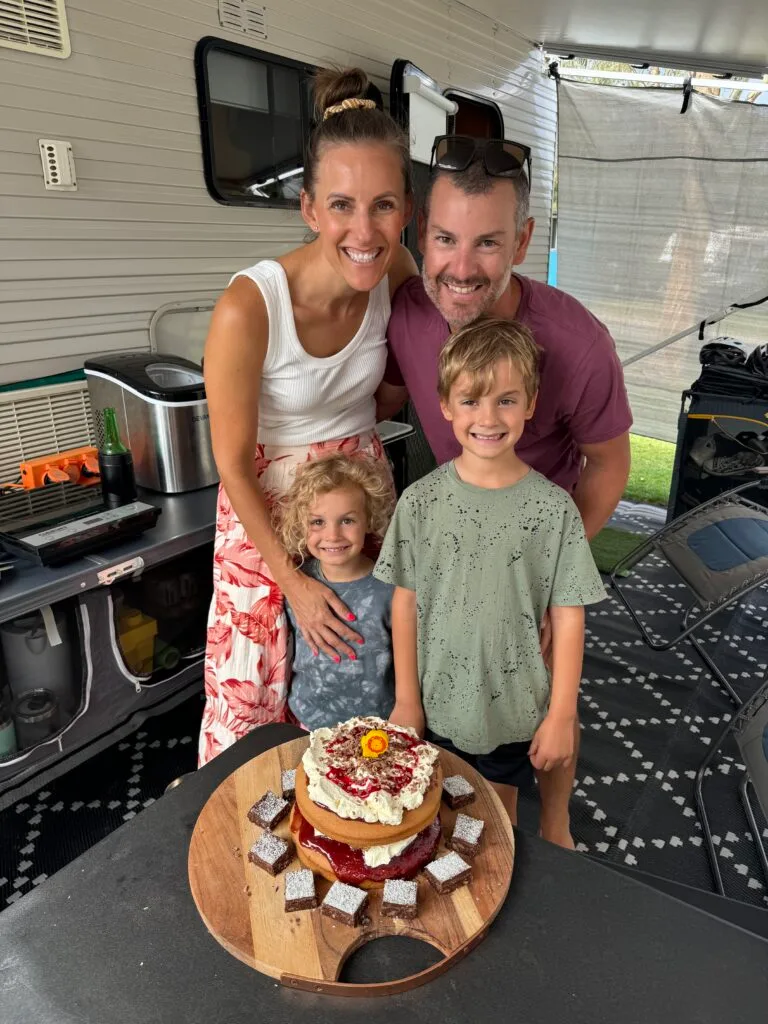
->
xmin=426 ymin=730 xmax=535 ymax=789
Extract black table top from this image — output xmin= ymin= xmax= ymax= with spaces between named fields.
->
xmin=2 ymin=724 xmax=767 ymax=1024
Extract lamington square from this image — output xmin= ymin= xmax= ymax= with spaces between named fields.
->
xmin=424 ymin=851 xmax=472 ymax=895
xmin=248 ymin=832 xmax=293 ymax=876
xmin=281 ymin=769 xmax=297 ymax=802
xmin=446 ymin=813 xmax=485 ymax=859
xmin=381 ymin=878 xmax=419 ymax=919
xmin=321 ymin=880 xmax=369 ymax=927
xmin=247 ymin=790 xmax=290 ymax=830
xmin=442 ymin=775 xmax=475 ymax=810
xmin=284 ymin=868 xmax=318 ymax=912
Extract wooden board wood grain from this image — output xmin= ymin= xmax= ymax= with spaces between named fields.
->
xmin=188 ymin=736 xmax=514 ymax=996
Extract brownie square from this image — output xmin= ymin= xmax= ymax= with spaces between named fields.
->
xmin=284 ymin=869 xmax=318 ymax=912
xmin=247 ymin=790 xmax=290 ymax=830
xmin=248 ymin=832 xmax=293 ymax=876
xmin=442 ymin=775 xmax=475 ymax=810
xmin=281 ymin=769 xmax=296 ymax=802
xmin=321 ymin=881 xmax=369 ymax=927
xmin=424 ymin=851 xmax=472 ymax=895
xmin=381 ymin=878 xmax=418 ymax=919
xmin=446 ymin=813 xmax=485 ymax=859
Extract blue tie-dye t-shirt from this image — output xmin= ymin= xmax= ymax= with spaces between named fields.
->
xmin=286 ymin=559 xmax=395 ymax=730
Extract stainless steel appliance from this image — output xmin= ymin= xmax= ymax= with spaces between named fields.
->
xmin=84 ymin=353 xmax=218 ymax=493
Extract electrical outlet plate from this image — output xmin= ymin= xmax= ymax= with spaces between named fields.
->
xmin=38 ymin=139 xmax=77 ymax=191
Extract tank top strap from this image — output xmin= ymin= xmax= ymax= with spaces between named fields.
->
xmin=228 ymin=260 xmax=292 ymax=374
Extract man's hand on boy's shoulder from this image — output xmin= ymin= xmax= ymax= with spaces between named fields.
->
xmin=528 ymin=713 xmax=576 ymax=772
xmin=389 ymin=700 xmax=425 ymax=738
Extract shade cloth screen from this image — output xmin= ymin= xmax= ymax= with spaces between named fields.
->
xmin=557 ymin=81 xmax=768 ymax=441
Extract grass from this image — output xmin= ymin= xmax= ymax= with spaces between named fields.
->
xmin=623 ymin=434 xmax=676 ymax=508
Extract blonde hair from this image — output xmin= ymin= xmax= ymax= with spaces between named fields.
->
xmin=278 ymin=454 xmax=395 ymax=560
xmin=437 ymin=317 xmax=540 ymax=403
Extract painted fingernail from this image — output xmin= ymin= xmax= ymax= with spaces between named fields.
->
xmin=346 ymin=613 xmax=356 ymax=621
xmin=333 ymin=655 xmax=340 ymax=663
xmin=312 ymin=649 xmax=318 ymax=657
xmin=349 ymin=653 xmax=357 ymax=661
xmin=357 ymin=637 xmax=365 ymax=645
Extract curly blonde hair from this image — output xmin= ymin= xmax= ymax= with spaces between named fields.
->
xmin=278 ymin=454 xmax=395 ymax=560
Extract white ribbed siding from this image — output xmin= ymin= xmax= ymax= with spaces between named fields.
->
xmin=0 ymin=0 xmax=556 ymax=386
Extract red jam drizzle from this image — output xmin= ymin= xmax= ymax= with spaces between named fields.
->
xmin=296 ymin=807 xmax=441 ymax=885
xmin=322 ymin=724 xmax=430 ymax=799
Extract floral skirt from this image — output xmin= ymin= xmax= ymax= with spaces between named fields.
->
xmin=198 ymin=430 xmax=389 ymax=766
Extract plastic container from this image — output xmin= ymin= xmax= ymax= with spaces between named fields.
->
xmin=0 ymin=607 xmax=78 ymax=716
xmin=117 ymin=606 xmax=158 ymax=676
xmin=14 ymin=689 xmax=60 ymax=749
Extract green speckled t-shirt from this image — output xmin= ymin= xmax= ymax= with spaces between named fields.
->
xmin=373 ymin=463 xmax=606 ymax=753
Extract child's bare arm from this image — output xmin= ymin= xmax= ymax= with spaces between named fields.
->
xmin=389 ymin=586 xmax=425 ymax=736
xmin=529 ymin=605 xmax=584 ymax=771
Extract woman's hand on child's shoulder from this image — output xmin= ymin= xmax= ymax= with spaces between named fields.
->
xmin=389 ymin=700 xmax=425 ymax=738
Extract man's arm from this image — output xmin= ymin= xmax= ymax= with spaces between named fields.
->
xmin=572 ymin=432 xmax=631 ymax=540
xmin=375 ymin=381 xmax=409 ymax=422
xmin=388 ymin=586 xmax=425 ymax=735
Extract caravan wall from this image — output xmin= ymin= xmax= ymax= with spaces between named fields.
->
xmin=1 ymin=0 xmax=556 ymax=390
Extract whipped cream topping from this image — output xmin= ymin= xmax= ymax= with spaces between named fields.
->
xmin=302 ymin=716 xmax=439 ymax=826
xmin=362 ymin=833 xmax=416 ymax=867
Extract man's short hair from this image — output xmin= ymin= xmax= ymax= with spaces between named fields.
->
xmin=438 ymin=317 xmax=540 ymax=403
xmin=424 ymin=160 xmax=531 ymax=235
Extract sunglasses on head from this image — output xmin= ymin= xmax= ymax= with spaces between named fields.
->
xmin=430 ymin=135 xmax=532 ymax=183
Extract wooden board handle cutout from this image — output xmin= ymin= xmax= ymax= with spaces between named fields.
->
xmin=188 ymin=737 xmax=514 ymax=997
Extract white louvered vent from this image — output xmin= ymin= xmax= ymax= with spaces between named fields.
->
xmin=0 ymin=383 xmax=95 ymax=484
xmin=0 ymin=0 xmax=71 ymax=58
xmin=218 ymin=0 xmax=267 ymax=39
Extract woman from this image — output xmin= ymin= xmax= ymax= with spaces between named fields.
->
xmin=199 ymin=67 xmax=416 ymax=764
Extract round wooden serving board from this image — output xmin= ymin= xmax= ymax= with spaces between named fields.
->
xmin=188 ymin=736 xmax=514 ymax=997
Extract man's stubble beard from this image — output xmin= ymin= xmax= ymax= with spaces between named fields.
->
xmin=422 ymin=263 xmax=514 ymax=331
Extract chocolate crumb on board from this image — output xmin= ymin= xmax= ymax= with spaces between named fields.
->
xmin=284 ymin=869 xmax=318 ymax=912
xmin=381 ymin=878 xmax=418 ymax=919
xmin=442 ymin=775 xmax=475 ymax=810
xmin=247 ymin=832 xmax=294 ymax=876
xmin=281 ymin=769 xmax=297 ymax=801
xmin=321 ymin=881 xmax=369 ymax=927
xmin=424 ymin=851 xmax=472 ymax=895
xmin=446 ymin=813 xmax=485 ymax=859
xmin=247 ymin=790 xmax=290 ymax=830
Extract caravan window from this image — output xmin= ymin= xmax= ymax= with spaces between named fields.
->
xmin=195 ymin=37 xmax=315 ymax=207
xmin=444 ymin=90 xmax=504 ymax=139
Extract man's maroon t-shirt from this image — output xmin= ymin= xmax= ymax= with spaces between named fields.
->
xmin=384 ymin=275 xmax=633 ymax=493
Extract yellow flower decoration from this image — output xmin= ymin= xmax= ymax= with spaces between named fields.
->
xmin=360 ymin=729 xmax=389 ymax=759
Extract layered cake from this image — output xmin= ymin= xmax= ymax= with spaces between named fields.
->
xmin=290 ymin=716 xmax=443 ymax=889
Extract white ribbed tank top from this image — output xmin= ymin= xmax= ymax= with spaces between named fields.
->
xmin=230 ymin=260 xmax=391 ymax=446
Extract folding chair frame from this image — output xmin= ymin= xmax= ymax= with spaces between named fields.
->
xmin=609 ymin=478 xmax=768 ymax=895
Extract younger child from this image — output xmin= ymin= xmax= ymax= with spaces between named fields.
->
xmin=279 ymin=453 xmax=396 ymax=730
xmin=374 ymin=318 xmax=606 ymax=847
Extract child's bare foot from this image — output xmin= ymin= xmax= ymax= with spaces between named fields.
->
xmin=539 ymin=821 xmax=576 ymax=850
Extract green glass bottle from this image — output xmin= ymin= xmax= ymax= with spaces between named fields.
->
xmin=98 ymin=407 xmax=136 ymax=508
xmin=101 ymin=407 xmax=128 ymax=455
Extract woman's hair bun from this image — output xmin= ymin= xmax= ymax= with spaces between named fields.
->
xmin=312 ymin=67 xmax=371 ymax=119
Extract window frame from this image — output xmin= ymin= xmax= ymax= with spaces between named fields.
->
xmin=443 ymin=88 xmax=505 ymax=139
xmin=194 ymin=35 xmax=316 ymax=209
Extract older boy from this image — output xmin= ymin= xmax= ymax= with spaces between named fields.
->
xmin=373 ymin=318 xmax=606 ymax=847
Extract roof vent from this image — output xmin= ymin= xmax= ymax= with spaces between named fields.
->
xmin=218 ymin=0 xmax=267 ymax=39
xmin=0 ymin=0 xmax=71 ymax=58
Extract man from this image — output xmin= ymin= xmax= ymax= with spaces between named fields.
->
xmin=377 ymin=143 xmax=632 ymax=848
xmin=378 ymin=148 xmax=632 ymax=541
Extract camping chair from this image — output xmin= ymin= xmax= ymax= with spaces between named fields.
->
xmin=609 ymin=478 xmax=768 ymax=894
xmin=695 ymin=679 xmax=768 ymax=894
